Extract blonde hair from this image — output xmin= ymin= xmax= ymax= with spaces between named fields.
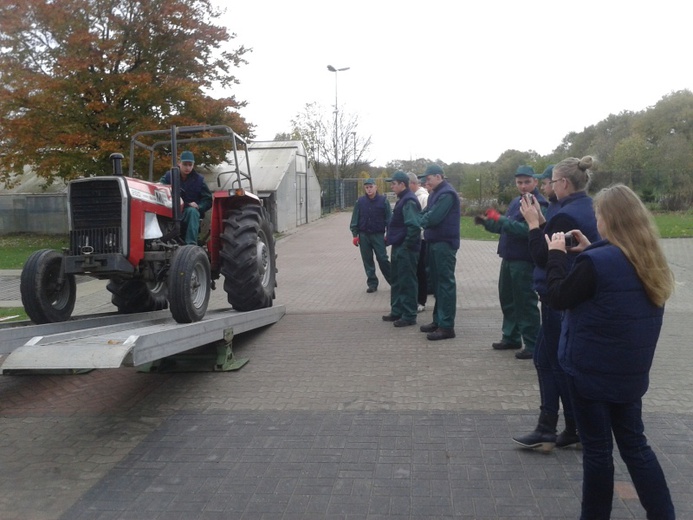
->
xmin=553 ymin=155 xmax=593 ymax=191
xmin=593 ymin=184 xmax=674 ymax=307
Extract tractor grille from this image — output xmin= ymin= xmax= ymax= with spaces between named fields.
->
xmin=69 ymin=227 xmax=122 ymax=255
xmin=69 ymin=179 xmax=125 ymax=255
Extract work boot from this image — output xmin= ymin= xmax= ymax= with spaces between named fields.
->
xmin=382 ymin=314 xmax=401 ymax=322
xmin=492 ymin=341 xmax=521 ymax=350
xmin=427 ymin=328 xmax=455 ymax=340
xmin=419 ymin=322 xmax=438 ymax=333
xmin=393 ymin=319 xmax=416 ymax=327
xmin=556 ymin=416 xmax=581 ymax=448
xmin=515 ymin=349 xmax=534 ymax=360
xmin=512 ymin=412 xmax=558 ymax=452
xmin=366 ymin=286 xmax=377 ymax=293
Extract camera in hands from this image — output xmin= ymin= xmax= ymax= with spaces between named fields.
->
xmin=564 ymin=233 xmax=577 ymax=248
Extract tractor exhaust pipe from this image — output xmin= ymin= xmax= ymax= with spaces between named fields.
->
xmin=110 ymin=153 xmax=124 ymax=176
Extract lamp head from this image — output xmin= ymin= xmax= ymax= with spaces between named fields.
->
xmin=327 ymin=65 xmax=336 ymax=72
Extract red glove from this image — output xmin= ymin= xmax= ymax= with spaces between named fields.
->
xmin=352 ymin=236 xmax=360 ymax=247
xmin=485 ymin=208 xmax=501 ymax=222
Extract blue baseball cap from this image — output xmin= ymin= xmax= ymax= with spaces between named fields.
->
xmin=180 ymin=151 xmax=195 ymax=163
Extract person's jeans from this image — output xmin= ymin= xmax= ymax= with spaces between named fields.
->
xmin=569 ymin=378 xmax=675 ymax=520
xmin=534 ymin=303 xmax=573 ymax=419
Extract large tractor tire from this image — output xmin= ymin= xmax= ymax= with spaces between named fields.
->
xmin=107 ymin=278 xmax=168 ymax=314
xmin=220 ymin=205 xmax=276 ymax=311
xmin=20 ymin=249 xmax=76 ymax=324
xmin=167 ymin=245 xmax=211 ymax=323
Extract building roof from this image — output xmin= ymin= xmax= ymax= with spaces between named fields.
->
xmin=203 ymin=140 xmax=308 ymax=194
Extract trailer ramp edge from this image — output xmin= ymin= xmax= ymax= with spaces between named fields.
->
xmin=0 ymin=306 xmax=285 ymax=373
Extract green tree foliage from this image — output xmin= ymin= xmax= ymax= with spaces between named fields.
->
xmin=546 ymin=90 xmax=693 ymax=207
xmin=0 ymin=0 xmax=250 ymax=188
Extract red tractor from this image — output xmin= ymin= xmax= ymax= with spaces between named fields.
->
xmin=20 ymin=125 xmax=277 ymax=324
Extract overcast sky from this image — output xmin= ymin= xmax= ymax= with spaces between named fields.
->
xmin=213 ymin=1 xmax=692 ymax=167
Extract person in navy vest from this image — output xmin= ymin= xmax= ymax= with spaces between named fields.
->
xmin=381 ymin=171 xmax=421 ymax=327
xmin=512 ymin=158 xmax=600 ymax=452
xmin=477 ymin=165 xmax=547 ymax=357
xmin=349 ymin=178 xmax=392 ymax=292
xmin=546 ymin=184 xmax=675 ymax=520
xmin=160 ymin=151 xmax=212 ymax=245
xmin=419 ymin=163 xmax=461 ymax=341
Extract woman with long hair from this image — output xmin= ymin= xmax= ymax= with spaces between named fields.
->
xmin=546 ymin=184 xmax=675 ymax=519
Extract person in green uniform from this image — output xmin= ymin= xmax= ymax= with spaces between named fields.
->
xmin=350 ymin=178 xmax=392 ymax=292
xmin=476 ymin=165 xmax=547 ymax=358
xmin=159 ymin=151 xmax=212 ymax=245
xmin=381 ymin=171 xmax=421 ymax=327
xmin=419 ymin=164 xmax=461 ymax=341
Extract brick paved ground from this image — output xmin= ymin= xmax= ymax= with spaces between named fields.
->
xmin=1 ymin=212 xmax=692 ymax=519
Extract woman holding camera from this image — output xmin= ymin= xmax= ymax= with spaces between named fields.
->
xmin=513 ymin=156 xmax=600 ymax=450
xmin=545 ymin=184 xmax=675 ymax=520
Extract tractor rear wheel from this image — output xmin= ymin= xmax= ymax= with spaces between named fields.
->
xmin=20 ymin=249 xmax=76 ymax=324
xmin=107 ymin=278 xmax=168 ymax=314
xmin=168 ymin=245 xmax=211 ymax=323
xmin=220 ymin=205 xmax=276 ymax=311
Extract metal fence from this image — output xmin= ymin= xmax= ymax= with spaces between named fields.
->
xmin=320 ymin=178 xmax=391 ymax=214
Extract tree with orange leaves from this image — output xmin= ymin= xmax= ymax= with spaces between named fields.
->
xmin=0 ymin=0 xmax=251 ymax=188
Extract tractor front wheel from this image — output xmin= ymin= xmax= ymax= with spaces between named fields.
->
xmin=167 ymin=245 xmax=211 ymax=323
xmin=20 ymin=249 xmax=76 ymax=324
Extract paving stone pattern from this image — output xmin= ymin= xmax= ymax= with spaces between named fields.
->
xmin=1 ymin=212 xmax=692 ymax=519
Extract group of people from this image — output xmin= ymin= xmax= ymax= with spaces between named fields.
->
xmin=167 ymin=149 xmax=675 ymax=517
xmin=350 ymin=164 xmax=460 ymax=340
xmin=351 ymin=157 xmax=677 ymax=519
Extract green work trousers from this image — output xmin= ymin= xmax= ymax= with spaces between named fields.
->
xmin=390 ymin=244 xmax=418 ymax=321
xmin=498 ymin=259 xmax=539 ymax=351
xmin=182 ymin=206 xmax=201 ymax=245
xmin=427 ymin=241 xmax=457 ymax=329
xmin=359 ymin=232 xmax=391 ymax=289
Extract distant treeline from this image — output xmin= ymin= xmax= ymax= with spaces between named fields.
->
xmin=351 ymin=89 xmax=693 ymax=211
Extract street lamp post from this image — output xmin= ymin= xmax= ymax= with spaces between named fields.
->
xmin=327 ymin=64 xmax=349 ymax=209
xmin=476 ymin=177 xmax=482 ymax=207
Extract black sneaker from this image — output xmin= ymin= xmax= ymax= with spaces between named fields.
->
xmin=393 ymin=319 xmax=416 ymax=327
xmin=419 ymin=322 xmax=438 ymax=333
xmin=515 ymin=349 xmax=534 ymax=359
xmin=366 ymin=287 xmax=377 ymax=293
xmin=427 ymin=328 xmax=456 ymax=341
xmin=492 ymin=341 xmax=522 ymax=350
xmin=382 ymin=314 xmax=401 ymax=322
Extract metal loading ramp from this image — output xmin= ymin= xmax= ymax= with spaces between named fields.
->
xmin=0 ymin=306 xmax=285 ymax=372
